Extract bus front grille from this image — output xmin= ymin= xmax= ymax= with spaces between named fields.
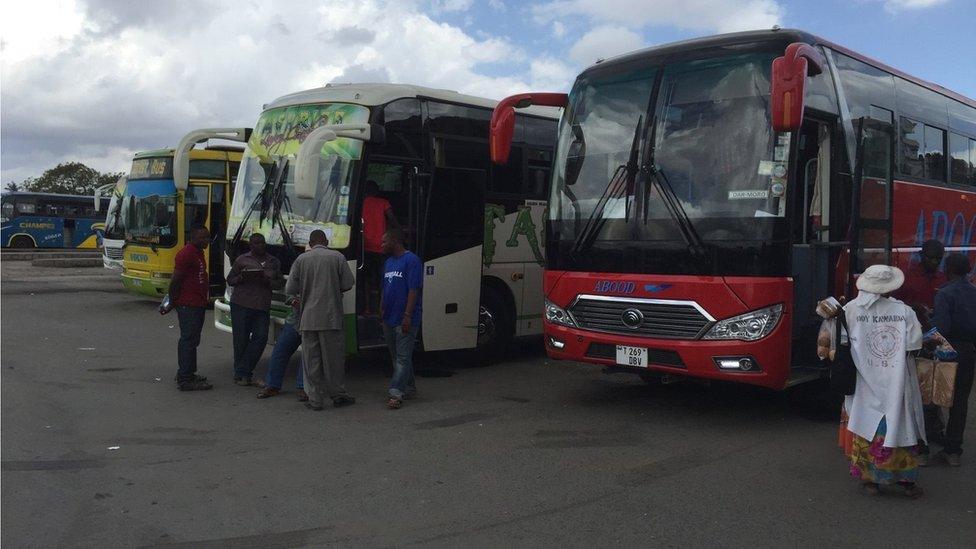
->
xmin=568 ymin=295 xmax=713 ymax=340
xmin=105 ymin=246 xmax=124 ymax=260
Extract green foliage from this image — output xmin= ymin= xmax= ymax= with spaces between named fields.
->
xmin=18 ymin=162 xmax=124 ymax=195
xmin=4 ymin=181 xmax=21 ymax=192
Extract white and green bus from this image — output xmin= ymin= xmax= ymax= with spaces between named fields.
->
xmin=204 ymin=84 xmax=557 ymax=355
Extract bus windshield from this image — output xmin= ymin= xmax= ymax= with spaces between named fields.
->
xmin=549 ymin=50 xmax=790 ymax=276
xmin=124 ymin=180 xmax=177 ymax=247
xmin=228 ymin=102 xmax=369 ymax=249
xmin=104 ymin=184 xmax=128 ymax=240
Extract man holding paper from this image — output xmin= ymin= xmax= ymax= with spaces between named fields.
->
xmin=227 ymin=233 xmax=283 ymax=385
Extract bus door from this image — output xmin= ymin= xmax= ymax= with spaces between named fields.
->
xmin=182 ymin=184 xmax=217 ymax=292
xmin=208 ymin=182 xmax=229 ymax=296
xmin=421 ymin=167 xmax=486 ymax=351
xmin=848 ymin=117 xmax=895 ymax=295
xmin=357 ymin=161 xmax=424 ymax=346
xmin=791 ymin=118 xmax=835 ymax=337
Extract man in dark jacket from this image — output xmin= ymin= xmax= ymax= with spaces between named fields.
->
xmin=930 ymin=253 xmax=976 ymax=466
xmin=226 ymin=233 xmax=283 ymax=385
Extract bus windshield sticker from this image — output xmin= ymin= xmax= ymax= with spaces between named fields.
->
xmin=728 ymin=190 xmax=769 ymax=200
xmin=249 ymin=103 xmax=369 ymax=161
xmin=757 ymin=160 xmax=774 ymax=176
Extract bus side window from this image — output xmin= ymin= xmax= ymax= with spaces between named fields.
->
xmin=525 ymin=148 xmax=553 ymax=200
xmin=2 ymin=201 xmax=13 ymax=220
xmin=17 ymin=202 xmax=36 ymax=215
xmin=489 ymin=146 xmax=524 ymax=196
xmin=184 ymin=185 xmax=210 ymax=243
xmin=375 ymin=99 xmax=423 ymax=159
xmin=427 ymin=101 xmax=490 ymax=139
xmin=229 ymin=161 xmax=241 ymax=185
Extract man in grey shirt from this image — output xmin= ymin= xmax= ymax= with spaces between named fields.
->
xmin=285 ymin=230 xmax=356 ymax=410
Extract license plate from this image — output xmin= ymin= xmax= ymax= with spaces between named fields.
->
xmin=616 ymin=345 xmax=648 ymax=368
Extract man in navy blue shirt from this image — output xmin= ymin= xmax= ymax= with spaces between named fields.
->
xmin=380 ymin=228 xmax=422 ymax=409
xmin=930 ymin=253 xmax=976 ymax=466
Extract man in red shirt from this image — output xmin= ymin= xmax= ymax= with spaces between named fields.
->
xmin=894 ymin=239 xmax=946 ymax=328
xmin=166 ymin=225 xmax=214 ymax=391
xmin=360 ymin=180 xmax=398 ymax=314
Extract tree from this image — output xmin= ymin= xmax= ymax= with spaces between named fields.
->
xmin=21 ymin=162 xmax=124 ymax=195
xmin=4 ymin=181 xmax=21 ymax=192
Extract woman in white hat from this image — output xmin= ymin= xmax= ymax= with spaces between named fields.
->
xmin=843 ymin=264 xmax=926 ymax=497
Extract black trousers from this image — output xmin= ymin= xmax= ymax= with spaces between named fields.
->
xmin=176 ymin=306 xmax=206 ymax=383
xmin=944 ymin=341 xmax=975 ymax=455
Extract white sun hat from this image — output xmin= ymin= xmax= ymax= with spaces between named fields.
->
xmin=856 ymin=264 xmax=905 ymax=294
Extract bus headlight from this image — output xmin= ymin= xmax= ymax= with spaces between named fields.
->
xmin=545 ymin=299 xmax=576 ymax=327
xmin=702 ymin=304 xmax=782 ymax=341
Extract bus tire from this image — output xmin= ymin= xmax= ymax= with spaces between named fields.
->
xmin=10 ymin=235 xmax=34 ymax=249
xmin=476 ymin=283 xmax=514 ymax=363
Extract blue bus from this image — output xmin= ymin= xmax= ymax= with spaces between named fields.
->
xmin=1 ymin=192 xmax=110 ymax=248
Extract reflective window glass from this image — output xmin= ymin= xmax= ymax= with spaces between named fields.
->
xmin=949 ymin=132 xmax=970 ymax=185
xmin=923 ymin=124 xmax=945 ymax=181
xmin=900 ymin=117 xmax=924 ymax=178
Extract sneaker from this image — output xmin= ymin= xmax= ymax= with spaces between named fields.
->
xmin=233 ymin=377 xmax=253 ymax=387
xmin=296 ymin=390 xmax=309 ymax=402
xmin=174 ymin=373 xmax=208 ymax=382
xmin=257 ymin=387 xmax=280 ymax=399
xmin=178 ymin=379 xmax=214 ymax=391
xmin=304 ymin=402 xmax=324 ymax=411
xmin=860 ymin=482 xmax=880 ymax=496
xmin=899 ymin=483 xmax=924 ymax=499
xmin=332 ymin=396 xmax=356 ymax=408
xmin=937 ymin=451 xmax=961 ymax=467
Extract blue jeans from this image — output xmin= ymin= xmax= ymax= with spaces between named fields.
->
xmin=264 ymin=323 xmax=304 ymax=391
xmin=176 ymin=306 xmax=206 ymax=383
xmin=231 ymin=303 xmax=270 ymax=379
xmin=384 ymin=323 xmax=419 ymax=399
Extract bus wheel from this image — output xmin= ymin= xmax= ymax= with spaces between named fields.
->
xmin=476 ymin=285 xmax=513 ymax=362
xmin=10 ymin=235 xmax=34 ymax=248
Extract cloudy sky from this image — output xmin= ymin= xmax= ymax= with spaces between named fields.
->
xmin=2 ymin=0 xmax=973 ymax=183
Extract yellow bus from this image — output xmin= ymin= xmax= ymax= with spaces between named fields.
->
xmin=121 ymin=128 xmax=249 ymax=298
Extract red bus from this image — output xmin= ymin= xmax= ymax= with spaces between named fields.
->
xmin=490 ymin=28 xmax=976 ymax=390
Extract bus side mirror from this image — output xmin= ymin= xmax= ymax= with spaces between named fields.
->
xmin=490 ymin=92 xmax=568 ymax=164
xmin=173 ymin=127 xmax=252 ymax=191
xmin=771 ymin=43 xmax=824 ymax=132
xmin=294 ymin=123 xmax=374 ymax=200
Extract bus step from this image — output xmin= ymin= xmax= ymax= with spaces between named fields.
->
xmin=786 ymin=365 xmax=828 ymax=388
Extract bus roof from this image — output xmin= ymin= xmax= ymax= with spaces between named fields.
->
xmin=585 ymin=28 xmax=974 ymax=109
xmin=2 ymin=191 xmax=108 ymax=201
xmin=132 ymin=148 xmax=243 ymax=160
xmin=264 ymin=82 xmax=561 ymax=119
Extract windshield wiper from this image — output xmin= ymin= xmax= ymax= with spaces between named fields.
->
xmin=229 ymin=160 xmax=279 ymax=256
xmin=643 ymin=155 xmax=708 ymax=270
xmin=570 ymin=115 xmax=642 ymax=257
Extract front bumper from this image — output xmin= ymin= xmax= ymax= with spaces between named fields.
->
xmin=121 ymin=274 xmax=168 ymax=297
xmin=544 ymin=320 xmax=792 ymax=390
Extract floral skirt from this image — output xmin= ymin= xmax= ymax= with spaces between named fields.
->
xmin=849 ymin=417 xmax=919 ymax=485
xmin=838 ymin=407 xmax=854 ymax=457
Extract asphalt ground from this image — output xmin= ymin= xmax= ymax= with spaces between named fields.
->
xmin=2 ymin=261 xmax=975 ymax=547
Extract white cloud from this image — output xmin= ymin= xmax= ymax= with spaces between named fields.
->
xmin=429 ymin=0 xmax=474 ymax=12
xmin=1 ymin=0 xmax=549 ymax=182
xmin=552 ymin=20 xmax=567 ymax=38
xmin=880 ymin=0 xmax=948 ymax=12
xmin=533 ymin=0 xmax=783 ymax=34
xmin=569 ymin=25 xmax=645 ymax=64
xmin=528 ymin=58 xmax=576 ymax=91
xmin=488 ymin=0 xmax=507 ymax=11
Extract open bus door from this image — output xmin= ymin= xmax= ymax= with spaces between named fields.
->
xmin=421 ymin=167 xmax=486 ymax=351
xmin=847 ymin=117 xmax=895 ymax=294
